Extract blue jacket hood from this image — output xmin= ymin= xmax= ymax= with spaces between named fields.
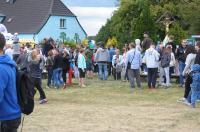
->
xmin=0 ymin=54 xmax=21 ymax=120
xmin=0 ymin=54 xmax=16 ymax=67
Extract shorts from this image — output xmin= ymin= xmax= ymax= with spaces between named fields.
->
xmin=86 ymin=62 xmax=93 ymax=71
xmin=78 ymin=68 xmax=86 ymax=78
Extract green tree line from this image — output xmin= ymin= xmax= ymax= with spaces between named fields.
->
xmin=96 ymin=0 xmax=200 ymax=48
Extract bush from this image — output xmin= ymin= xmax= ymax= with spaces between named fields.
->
xmin=168 ymin=23 xmax=188 ymax=44
xmin=64 ymin=40 xmax=76 ymax=48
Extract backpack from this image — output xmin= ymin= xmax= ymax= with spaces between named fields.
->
xmin=116 ymin=64 xmax=123 ymax=73
xmin=16 ymin=68 xmax=35 ymax=115
xmin=161 ymin=53 xmax=171 ymax=68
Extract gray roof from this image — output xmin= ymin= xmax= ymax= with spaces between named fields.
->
xmin=0 ymin=13 xmax=5 ymax=17
xmin=0 ymin=0 xmax=75 ymax=34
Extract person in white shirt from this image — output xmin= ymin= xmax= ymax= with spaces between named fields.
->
xmin=143 ymin=42 xmax=160 ymax=89
xmin=112 ymin=49 xmax=123 ymax=80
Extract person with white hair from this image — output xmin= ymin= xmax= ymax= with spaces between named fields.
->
xmin=12 ymin=33 xmax=20 ymax=61
xmin=4 ymin=43 xmax=13 ymax=60
xmin=135 ymin=39 xmax=142 ymax=52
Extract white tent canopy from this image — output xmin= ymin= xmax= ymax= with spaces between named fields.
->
xmin=0 ymin=23 xmax=8 ymax=33
xmin=0 ymin=24 xmax=14 ymax=44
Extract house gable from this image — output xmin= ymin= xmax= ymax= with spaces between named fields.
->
xmin=0 ymin=0 xmax=75 ymax=34
xmin=36 ymin=16 xmax=87 ymax=43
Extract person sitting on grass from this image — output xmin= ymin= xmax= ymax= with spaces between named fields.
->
xmin=78 ymin=48 xmax=86 ymax=87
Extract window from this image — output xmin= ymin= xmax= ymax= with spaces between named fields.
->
xmin=60 ymin=19 xmax=66 ymax=28
xmin=0 ymin=15 xmax=5 ymax=23
xmin=0 ymin=17 xmax=3 ymax=23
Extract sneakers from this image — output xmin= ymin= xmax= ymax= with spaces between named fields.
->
xmin=181 ymin=100 xmax=191 ymax=106
xmin=196 ymin=99 xmax=200 ymax=102
xmin=179 ymin=84 xmax=184 ymax=88
xmin=46 ymin=86 xmax=50 ymax=89
xmin=63 ymin=84 xmax=67 ymax=89
xmin=81 ymin=84 xmax=86 ymax=88
xmin=39 ymin=99 xmax=48 ymax=104
xmin=177 ymin=97 xmax=186 ymax=103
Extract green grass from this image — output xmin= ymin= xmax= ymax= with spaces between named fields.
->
xmin=23 ymin=77 xmax=200 ymax=132
xmin=41 ymin=77 xmax=183 ymax=105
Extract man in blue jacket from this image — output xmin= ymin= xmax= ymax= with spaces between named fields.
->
xmin=0 ymin=33 xmax=21 ymax=132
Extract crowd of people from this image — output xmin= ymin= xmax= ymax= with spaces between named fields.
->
xmin=1 ymin=31 xmax=200 ymax=131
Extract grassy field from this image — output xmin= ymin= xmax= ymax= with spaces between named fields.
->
xmin=21 ymin=77 xmax=200 ymax=132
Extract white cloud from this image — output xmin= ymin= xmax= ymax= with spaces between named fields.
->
xmin=69 ymin=7 xmax=117 ymax=36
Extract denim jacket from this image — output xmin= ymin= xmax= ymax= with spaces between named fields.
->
xmin=126 ymin=48 xmax=142 ymax=69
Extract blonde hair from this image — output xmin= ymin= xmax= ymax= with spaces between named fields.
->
xmin=31 ymin=50 xmax=38 ymax=60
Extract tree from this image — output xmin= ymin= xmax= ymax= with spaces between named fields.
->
xmin=168 ymin=23 xmax=187 ymax=44
xmin=74 ymin=33 xmax=79 ymax=44
xmin=96 ymin=0 xmax=200 ymax=47
xmin=133 ymin=0 xmax=157 ymax=40
xmin=60 ymin=32 xmax=67 ymax=43
xmin=106 ymin=37 xmax=118 ymax=47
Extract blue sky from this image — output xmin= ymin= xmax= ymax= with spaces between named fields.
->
xmin=61 ymin=0 xmax=118 ymax=36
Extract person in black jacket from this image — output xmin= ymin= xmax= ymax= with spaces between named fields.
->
xmin=52 ymin=50 xmax=64 ymax=89
xmin=142 ymin=32 xmax=153 ymax=53
xmin=28 ymin=50 xmax=47 ymax=104
xmin=46 ymin=50 xmax=54 ymax=88
xmin=62 ymin=50 xmax=70 ymax=89
xmin=176 ymin=40 xmax=187 ymax=87
xmin=42 ymin=38 xmax=54 ymax=57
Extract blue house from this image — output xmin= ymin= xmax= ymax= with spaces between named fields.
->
xmin=0 ymin=0 xmax=87 ymax=43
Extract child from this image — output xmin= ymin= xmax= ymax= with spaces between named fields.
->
xmin=62 ymin=50 xmax=70 ymax=89
xmin=190 ymin=64 xmax=200 ymax=108
xmin=28 ymin=50 xmax=47 ymax=104
xmin=46 ymin=50 xmax=54 ymax=88
xmin=78 ymin=48 xmax=86 ymax=87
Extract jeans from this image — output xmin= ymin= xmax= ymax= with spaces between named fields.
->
xmin=31 ymin=77 xmax=46 ymax=100
xmin=0 ymin=117 xmax=21 ymax=132
xmin=53 ymin=68 xmax=63 ymax=88
xmin=147 ymin=68 xmax=158 ymax=88
xmin=47 ymin=66 xmax=53 ymax=86
xmin=112 ymin=68 xmax=121 ymax=80
xmin=62 ymin=70 xmax=68 ymax=84
xmin=159 ymin=67 xmax=170 ymax=86
xmin=108 ymin=62 xmax=112 ymax=76
xmin=191 ymin=89 xmax=200 ymax=107
xmin=179 ymin=61 xmax=185 ymax=85
xmin=188 ymin=89 xmax=200 ymax=107
xmin=128 ymin=69 xmax=141 ymax=88
xmin=98 ymin=63 xmax=108 ymax=80
xmin=124 ymin=68 xmax=129 ymax=80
